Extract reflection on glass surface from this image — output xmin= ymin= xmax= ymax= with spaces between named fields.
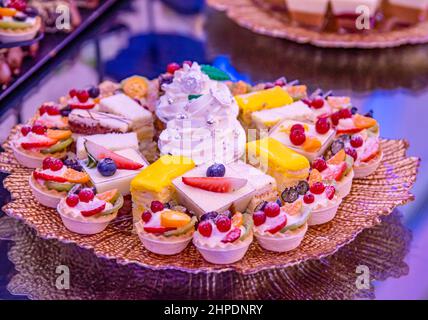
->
xmin=0 ymin=0 xmax=427 ymax=300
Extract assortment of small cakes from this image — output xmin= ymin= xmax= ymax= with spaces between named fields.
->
xmin=269 ymin=118 xmax=336 ymax=162
xmin=135 ymin=201 xmax=197 ymax=255
xmin=11 ymin=125 xmax=73 ymax=168
xmin=0 ymin=0 xmax=42 ymax=43
xmin=30 ymin=156 xmax=90 ymax=208
xmin=57 ymin=187 xmax=124 ymax=235
xmin=193 ymin=211 xmax=253 ymax=264
xmin=252 ymin=200 xmax=310 ymax=252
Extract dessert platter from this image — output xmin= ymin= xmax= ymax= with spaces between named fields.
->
xmin=0 ymin=61 xmax=419 ymax=276
xmin=207 ymin=0 xmax=428 ymax=48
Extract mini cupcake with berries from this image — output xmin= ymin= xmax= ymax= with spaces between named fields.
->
xmin=32 ymin=103 xmax=69 ymax=129
xmin=0 ymin=1 xmax=42 ymax=43
xmin=326 ymin=129 xmax=382 ymax=179
xmin=135 ymin=201 xmax=197 ymax=255
xmin=30 ymin=156 xmax=90 ymax=208
xmin=297 ymin=170 xmax=342 ymax=226
xmin=57 ymin=187 xmax=124 ymax=235
xmin=11 ymin=124 xmax=74 ymax=168
xmin=312 ymin=149 xmax=354 ymax=198
xmin=193 ymin=210 xmax=253 ymax=264
xmin=253 ymin=196 xmax=311 ymax=252
xmin=64 ymin=88 xmax=99 ymax=111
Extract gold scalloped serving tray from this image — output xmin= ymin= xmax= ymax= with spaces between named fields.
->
xmin=0 ymin=127 xmax=419 ymax=275
xmin=207 ymin=0 xmax=428 ymax=48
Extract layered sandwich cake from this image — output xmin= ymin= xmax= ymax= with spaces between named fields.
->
xmin=246 ymin=137 xmax=310 ymax=190
xmin=330 ymin=0 xmax=380 ymax=32
xmin=286 ymin=0 xmax=330 ymax=30
xmin=385 ymin=0 xmax=428 ymax=25
xmin=172 ymin=161 xmax=277 ymax=217
xmin=130 ymin=155 xmax=195 ymax=223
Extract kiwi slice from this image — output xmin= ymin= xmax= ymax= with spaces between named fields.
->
xmin=239 ymin=214 xmax=254 ymax=241
xmin=41 ymin=138 xmax=73 ymax=154
xmin=164 ymin=216 xmax=197 ymax=237
xmin=45 ymin=181 xmax=74 ymax=192
xmin=280 ymin=207 xmax=312 ymax=233
xmin=344 ymin=155 xmax=355 ymax=176
xmin=0 ymin=20 xmax=32 ymax=30
xmin=101 ymin=194 xmax=124 ymax=216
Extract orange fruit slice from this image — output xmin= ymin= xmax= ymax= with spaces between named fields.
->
xmin=63 ymin=169 xmax=90 ymax=184
xmin=282 ymin=199 xmax=302 ymax=216
xmin=354 ymin=114 xmax=377 ymax=129
xmin=161 ymin=210 xmax=191 ymax=228
xmin=0 ymin=8 xmax=17 ymax=16
xmin=96 ymin=189 xmax=119 ymax=203
xmin=302 ymin=136 xmax=321 ymax=152
xmin=327 ymin=149 xmax=346 ymax=165
xmin=308 ymin=169 xmax=322 ymax=187
xmin=122 ymin=76 xmax=148 ymax=99
xmin=232 ymin=211 xmax=243 ymax=227
xmin=46 ymin=129 xmax=72 ymax=141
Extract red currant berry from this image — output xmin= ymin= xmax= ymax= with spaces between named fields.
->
xmin=338 ymin=108 xmax=352 ymax=119
xmin=8 ymin=0 xmax=27 ymax=11
xmin=345 ymin=147 xmax=358 ymax=161
xmin=42 ymin=157 xmax=54 ymax=170
xmin=31 ymin=125 xmax=46 ymax=135
xmin=39 ymin=104 xmax=48 ymax=115
xmin=302 ymin=99 xmax=312 ymax=107
xmin=291 ymin=123 xmax=305 ymax=133
xmin=150 ymin=201 xmax=164 ymax=213
xmin=331 ymin=112 xmax=340 ymax=126
xmin=78 ymin=188 xmax=95 ymax=203
xmin=66 ymin=194 xmax=79 ymax=207
xmin=264 ymin=202 xmax=280 ymax=218
xmin=303 ymin=193 xmax=315 ymax=204
xmin=312 ymin=158 xmax=328 ymax=172
xmin=325 ymin=186 xmax=336 ymax=200
xmin=216 ymin=216 xmax=232 ymax=233
xmin=49 ymin=158 xmax=63 ymax=171
xmin=290 ymin=130 xmax=306 ymax=146
xmin=20 ymin=125 xmax=31 ymax=136
xmin=69 ymin=89 xmax=78 ymax=98
xmin=141 ymin=211 xmax=152 ymax=223
xmin=46 ymin=106 xmax=60 ymax=116
xmin=311 ymin=97 xmax=324 ymax=109
xmin=350 ymin=135 xmax=363 ymax=148
xmin=77 ymin=90 xmax=89 ymax=103
xmin=198 ymin=220 xmax=213 ymax=237
xmin=253 ymin=211 xmax=267 ymax=226
xmin=167 ymin=62 xmax=180 ymax=74
xmin=182 ymin=60 xmax=193 ymax=67
xmin=315 ymin=117 xmax=331 ymax=134
xmin=310 ymin=182 xmax=325 ymax=195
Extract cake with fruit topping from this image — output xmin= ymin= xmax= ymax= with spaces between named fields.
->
xmin=135 ymin=201 xmax=197 ymax=255
xmin=193 ymin=211 xmax=253 ymax=264
xmin=130 ymin=155 xmax=195 ymax=223
xmin=80 ymin=139 xmax=148 ymax=195
xmin=0 ymin=0 xmax=41 ymax=43
xmin=246 ymin=137 xmax=310 ymax=190
xmin=57 ymin=187 xmax=124 ymax=235
xmin=11 ymin=125 xmax=73 ymax=168
xmin=312 ymin=148 xmax=354 ymax=198
xmin=281 ymin=170 xmax=342 ymax=226
xmin=326 ymin=129 xmax=381 ymax=178
xmin=330 ymin=0 xmax=380 ymax=32
xmin=173 ymin=161 xmax=277 ymax=217
xmin=269 ymin=119 xmax=336 ymax=162
xmin=32 ymin=103 xmax=69 ymax=129
xmin=287 ymin=0 xmax=330 ymax=30
xmin=385 ymin=0 xmax=428 ymax=25
xmin=30 ymin=156 xmax=90 ymax=208
xmin=235 ymin=86 xmax=294 ymax=128
xmin=252 ymin=199 xmax=311 ymax=252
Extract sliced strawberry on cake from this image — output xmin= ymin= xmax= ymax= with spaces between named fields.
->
xmin=181 ymin=177 xmax=247 ymax=193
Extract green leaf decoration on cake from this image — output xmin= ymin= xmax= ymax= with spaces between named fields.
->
xmin=200 ymin=65 xmax=231 ymax=81
xmin=188 ymin=94 xmax=202 ymax=100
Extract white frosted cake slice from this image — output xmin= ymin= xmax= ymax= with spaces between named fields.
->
xmin=269 ymin=119 xmax=335 ymax=162
xmin=251 ymin=101 xmax=314 ymax=131
xmin=173 ymin=161 xmax=277 ymax=217
xmin=76 ymin=132 xmax=139 ymax=160
xmin=286 ymin=0 xmax=330 ymax=29
xmin=68 ymin=109 xmax=132 ymax=135
xmin=81 ymin=148 xmax=148 ymax=195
